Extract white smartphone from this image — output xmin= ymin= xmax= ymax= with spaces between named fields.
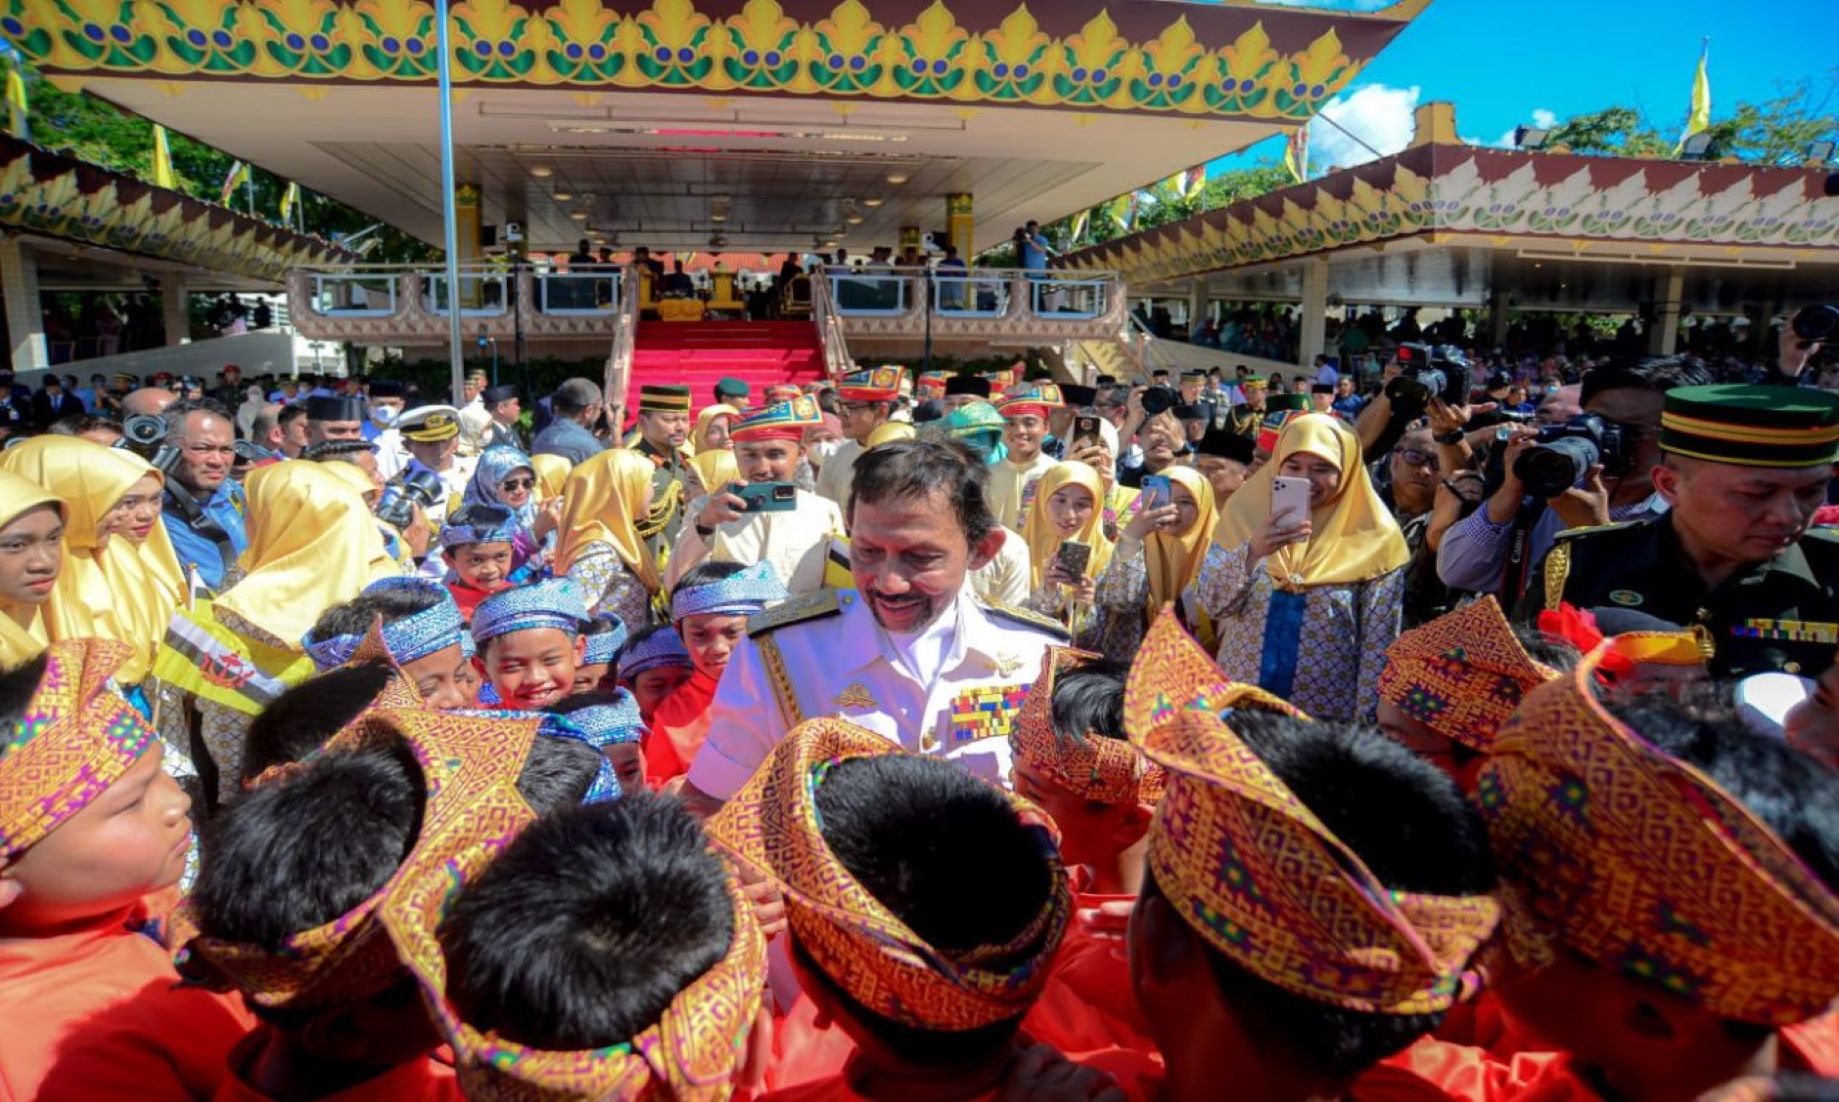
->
xmin=1270 ymin=476 xmax=1312 ymax=528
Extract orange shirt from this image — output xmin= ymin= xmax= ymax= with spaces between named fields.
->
xmin=3 ymin=903 xmax=253 ymax=1102
xmin=1025 ymin=889 xmax=1156 ymax=1058
xmin=210 ymin=1032 xmax=463 ymax=1102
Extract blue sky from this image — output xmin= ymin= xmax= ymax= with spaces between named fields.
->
xmin=1210 ymin=0 xmax=1838 ymax=174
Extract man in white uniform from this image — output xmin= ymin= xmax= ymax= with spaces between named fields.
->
xmin=985 ymin=383 xmax=1064 ymax=530
xmin=389 ymin=404 xmax=477 ymax=532
xmin=813 ymin=365 xmax=902 ymax=510
xmin=684 ymin=437 xmax=1067 ymax=812
xmin=668 ymin=395 xmax=847 ymax=597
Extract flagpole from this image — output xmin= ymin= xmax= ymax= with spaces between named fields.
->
xmin=435 ymin=0 xmax=465 ymax=401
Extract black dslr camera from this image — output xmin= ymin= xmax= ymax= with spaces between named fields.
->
xmin=375 ymin=468 xmax=444 ymax=530
xmin=1139 ymin=384 xmax=1178 ymax=417
xmin=117 ymin=413 xmax=180 ymax=473
xmin=1384 ymin=343 xmax=1470 ymax=412
xmin=1513 ymin=413 xmax=1629 ymax=499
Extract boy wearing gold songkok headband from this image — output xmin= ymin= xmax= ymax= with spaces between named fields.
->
xmin=1478 ymin=641 xmax=1839 ymax=1098
xmin=1123 ymin=611 xmax=1502 ymax=1100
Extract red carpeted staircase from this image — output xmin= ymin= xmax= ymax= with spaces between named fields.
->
xmin=624 ymin=320 xmax=827 ymax=410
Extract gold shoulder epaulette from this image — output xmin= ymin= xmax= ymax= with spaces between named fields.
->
xmin=747 ymin=589 xmax=842 ymax=635
xmin=980 ymin=599 xmax=1072 ymax=641
xmin=1552 ymin=518 xmax=1641 ymax=542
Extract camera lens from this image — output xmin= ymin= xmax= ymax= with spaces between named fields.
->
xmin=1791 ymin=304 xmax=1839 ymax=343
xmin=1385 ymin=375 xmax=1432 ymax=409
xmin=1515 ymin=436 xmax=1599 ymax=499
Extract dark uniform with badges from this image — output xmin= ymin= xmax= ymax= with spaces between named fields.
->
xmin=631 ymin=383 xmax=693 ymax=566
xmin=1223 ymin=377 xmax=1269 ymax=438
xmin=1516 ymin=384 xmax=1839 ymax=679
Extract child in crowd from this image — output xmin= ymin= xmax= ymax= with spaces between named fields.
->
xmin=650 ymin=560 xmax=788 ymax=785
xmin=572 ymin=611 xmax=628 ymax=694
xmin=1479 ymin=650 xmax=1839 ymax=1097
xmin=180 ymin=708 xmax=605 ymax=1101
xmin=380 ymin=796 xmax=771 ymax=1099
xmin=470 ymin=578 xmax=589 ymax=712
xmin=440 ymin=503 xmax=520 ymax=623
xmin=546 ymin=690 xmax=650 ymax=798
xmin=1121 ymin=610 xmax=1502 ymax=1101
xmin=0 ymin=641 xmax=251 ymax=1101
xmin=304 ymin=577 xmax=474 ymax=711
xmin=708 ymin=718 xmax=1101 ymax=1100
xmin=618 ymin=622 xmax=694 ymax=724
xmin=1375 ymin=596 xmax=1576 ymax=792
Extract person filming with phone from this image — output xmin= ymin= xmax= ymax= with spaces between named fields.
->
xmin=668 ymin=396 xmax=846 ymax=599
xmin=1091 ymin=466 xmax=1219 ymax=657
xmin=1018 ymin=461 xmax=1114 ymax=642
xmin=1204 ymin=413 xmax=1409 ymax=722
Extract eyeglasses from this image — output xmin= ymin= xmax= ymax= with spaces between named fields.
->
xmin=500 ymin=477 xmax=534 ymax=492
xmin=1395 ymin=447 xmax=1440 ymax=471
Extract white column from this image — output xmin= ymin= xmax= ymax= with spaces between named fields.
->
xmin=1298 ymin=257 xmax=1328 ymax=366
xmin=161 ymin=275 xmax=190 ymax=346
xmin=1185 ymin=279 xmax=1205 ymax=336
xmin=1650 ymin=270 xmax=1683 ymax=356
xmin=0 ymin=238 xmax=47 ymax=373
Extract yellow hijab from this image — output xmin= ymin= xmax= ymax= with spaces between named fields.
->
xmin=216 ymin=461 xmax=401 ymax=648
xmin=531 ymin=454 xmax=572 ymax=503
xmin=1021 ymin=462 xmax=1115 ymax=590
xmin=0 ymin=470 xmax=63 ymax=669
xmin=555 ymin=449 xmax=659 ymax=592
xmin=1145 ymin=466 xmax=1217 ymax=616
xmin=1215 ymin=413 xmax=1409 ymax=592
xmin=692 ymin=404 xmax=741 ymax=454
xmin=688 ymin=449 xmax=739 ymax=500
xmin=0 ymin=438 xmax=175 ymax=682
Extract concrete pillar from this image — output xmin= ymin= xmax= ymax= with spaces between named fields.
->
xmin=1489 ymin=284 xmax=1510 ymax=346
xmin=455 ymin=183 xmax=482 ymax=308
xmin=1298 ymin=257 xmax=1329 ymax=366
xmin=1649 ymin=270 xmax=1683 ymax=356
xmin=0 ymin=238 xmax=47 ymax=373
xmin=160 ymin=274 xmax=189 ymax=347
xmin=1185 ymin=280 xmax=1205 ymax=335
xmin=1411 ymin=101 xmax=1458 ymax=148
xmin=946 ymin=193 xmax=973 ymax=258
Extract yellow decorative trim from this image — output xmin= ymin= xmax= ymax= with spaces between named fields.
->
xmin=0 ymin=0 xmax=1406 ymax=122
xmin=757 ymin=634 xmax=804 ymax=730
xmin=1542 ymin=540 xmax=1571 ymax=615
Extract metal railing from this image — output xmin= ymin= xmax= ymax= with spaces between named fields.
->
xmin=537 ymin=269 xmax=619 ymax=316
xmin=605 ymin=265 xmax=640 ymax=414
xmin=814 ymin=266 xmax=1118 ymax=322
xmin=309 ymin=271 xmax=399 ymax=317
xmin=425 ymin=272 xmax=509 ymax=317
xmin=810 ymin=265 xmax=856 ymax=379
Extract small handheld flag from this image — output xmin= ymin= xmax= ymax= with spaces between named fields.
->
xmin=219 ymin=161 xmax=251 ymax=206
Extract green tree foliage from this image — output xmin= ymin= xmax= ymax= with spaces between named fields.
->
xmin=1033 ymin=161 xmax=1293 ymax=257
xmin=1545 ymin=69 xmax=1837 ymax=164
xmin=11 ymin=66 xmax=433 ymax=262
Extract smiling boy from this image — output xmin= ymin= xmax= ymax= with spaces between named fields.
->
xmin=470 ymin=579 xmax=590 ymax=712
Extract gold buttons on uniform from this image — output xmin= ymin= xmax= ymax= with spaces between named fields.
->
xmin=1786 ymin=662 xmax=1803 ymax=675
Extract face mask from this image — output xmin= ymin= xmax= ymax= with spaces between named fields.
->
xmin=807 ymin=439 xmax=839 ymax=467
xmin=371 ymin=405 xmax=399 ymax=426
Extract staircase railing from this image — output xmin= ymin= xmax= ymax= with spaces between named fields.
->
xmin=605 ymin=265 xmax=640 ymax=416
xmin=1120 ymin=310 xmax=1180 ymax=383
xmin=810 ymin=268 xmax=855 ymax=380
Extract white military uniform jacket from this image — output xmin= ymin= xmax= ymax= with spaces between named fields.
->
xmin=985 ymin=451 xmax=1058 ymax=531
xmin=666 ymin=488 xmax=847 ymax=597
xmin=686 ymin=584 xmax=1066 ymax=799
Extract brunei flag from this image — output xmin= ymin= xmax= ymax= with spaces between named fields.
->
xmin=4 ymin=66 xmax=26 ymax=140
xmin=278 ymin=180 xmax=300 ymax=225
xmin=1674 ymin=39 xmax=1711 ymax=154
xmin=1285 ymin=124 xmax=1310 ymax=183
xmin=1067 ymin=208 xmax=1090 ymax=246
xmin=219 ymin=160 xmax=251 ymax=206
xmin=151 ymin=125 xmax=176 ymax=189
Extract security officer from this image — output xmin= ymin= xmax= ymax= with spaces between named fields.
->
xmin=1224 ymin=375 xmax=1269 ymax=438
xmin=1517 ymin=384 xmax=1839 ymax=679
xmin=630 ymin=383 xmax=694 ymax=564
xmin=683 ymin=437 xmax=1067 ymax=811
xmin=388 ymin=404 xmax=476 ymax=531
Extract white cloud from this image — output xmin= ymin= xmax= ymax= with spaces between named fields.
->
xmin=1308 ymin=83 xmax=1421 ymax=171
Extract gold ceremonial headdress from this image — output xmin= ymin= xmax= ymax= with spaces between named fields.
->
xmin=1127 ymin=611 xmax=1501 ymax=1015
xmin=0 ymin=639 xmax=154 ymax=863
xmin=706 ymin=718 xmax=1071 ymax=1032
xmin=176 ymin=707 xmax=542 ymax=1011
xmin=1377 ymin=597 xmax=1559 ymax=752
xmin=380 ymin=821 xmax=768 ymax=1102
xmin=1011 ymin=646 xmax=1163 ymax=807
xmin=1478 ymin=641 xmax=1839 ymax=1025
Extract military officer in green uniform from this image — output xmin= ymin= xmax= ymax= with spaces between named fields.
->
xmin=1516 ymin=384 xmax=1839 ymax=679
xmin=1223 ymin=375 xmax=1269 ymax=438
xmin=630 ymin=383 xmax=694 ymax=567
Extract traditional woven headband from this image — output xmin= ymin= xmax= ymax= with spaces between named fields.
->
xmin=473 ymin=579 xmax=589 ymax=645
xmin=671 ymin=560 xmax=788 ymax=623
xmin=303 ymin=577 xmax=465 ymax=672
xmin=1011 ymin=645 xmax=1164 ymax=806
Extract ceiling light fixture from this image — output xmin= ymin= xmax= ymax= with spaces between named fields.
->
xmin=862 ymin=196 xmax=884 ymax=207
xmin=845 ymin=214 xmax=864 ymax=224
xmin=569 ymin=211 xmax=588 ymax=221
xmin=530 ymin=165 xmax=554 ymax=178
xmin=552 ymin=191 xmax=573 ymax=202
xmin=885 ymin=171 xmax=909 ymax=185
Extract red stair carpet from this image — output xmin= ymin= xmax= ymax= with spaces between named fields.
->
xmin=623 ymin=320 xmax=827 ymax=411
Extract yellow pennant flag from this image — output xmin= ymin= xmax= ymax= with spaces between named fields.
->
xmin=151 ymin=125 xmax=176 ymax=189
xmin=1285 ymin=124 xmax=1310 ymax=183
xmin=278 ymin=180 xmax=299 ymax=224
xmin=5 ymin=67 xmax=27 ymax=141
xmin=1675 ymin=39 xmax=1711 ymax=154
xmin=1068 ymin=208 xmax=1090 ymax=245
xmin=1182 ymin=165 xmax=1207 ymax=199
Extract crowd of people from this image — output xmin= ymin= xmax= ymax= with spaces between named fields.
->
xmin=0 ymin=324 xmax=1837 ymax=1101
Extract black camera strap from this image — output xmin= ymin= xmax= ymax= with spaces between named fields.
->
xmin=163 ymin=485 xmax=237 ymax=584
xmin=1497 ymin=500 xmax=1540 ymax=607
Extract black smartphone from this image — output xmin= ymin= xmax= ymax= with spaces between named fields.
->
xmin=1055 ymin=539 xmax=1092 ymax=578
xmin=1070 ymin=414 xmax=1103 ymax=454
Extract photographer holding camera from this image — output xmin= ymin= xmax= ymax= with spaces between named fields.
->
xmin=1516 ymin=383 xmax=1839 ymax=680
xmin=1435 ymin=357 xmax=1710 ymax=605
xmin=156 ymin=398 xmax=247 ymax=593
